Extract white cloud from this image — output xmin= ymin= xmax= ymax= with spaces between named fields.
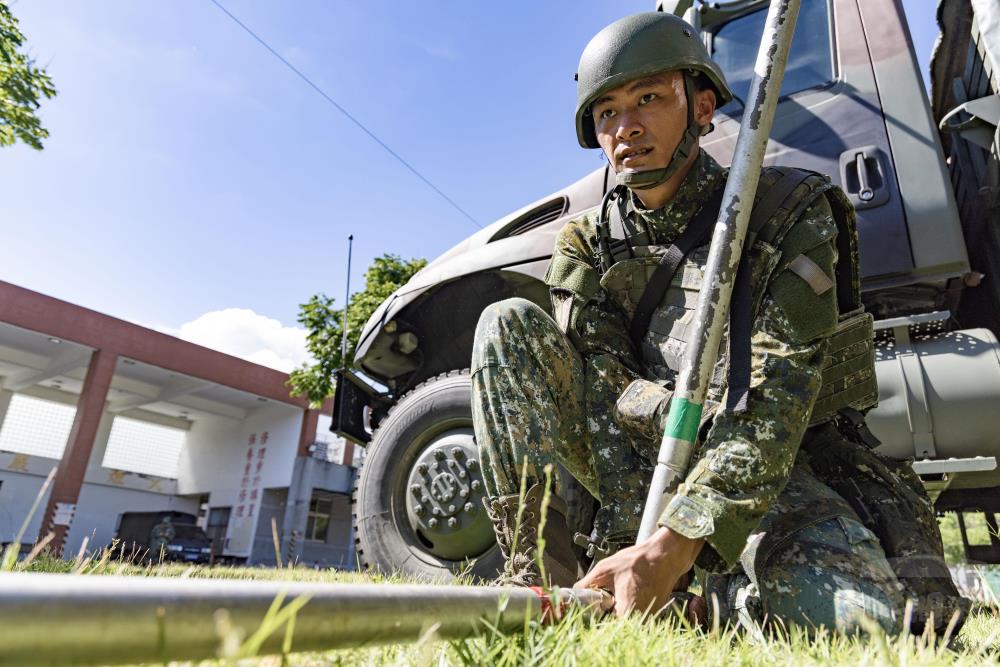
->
xmin=174 ymin=309 xmax=310 ymax=373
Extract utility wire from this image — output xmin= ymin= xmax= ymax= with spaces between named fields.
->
xmin=208 ymin=0 xmax=483 ymax=229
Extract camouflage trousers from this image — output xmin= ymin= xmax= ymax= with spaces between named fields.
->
xmin=471 ymin=298 xmax=652 ymax=540
xmin=470 ymin=298 xmax=950 ymax=634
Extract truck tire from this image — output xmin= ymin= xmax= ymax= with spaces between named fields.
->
xmin=352 ymin=369 xmax=595 ymax=581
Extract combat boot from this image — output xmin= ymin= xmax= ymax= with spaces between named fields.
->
xmin=483 ymin=482 xmax=579 ymax=588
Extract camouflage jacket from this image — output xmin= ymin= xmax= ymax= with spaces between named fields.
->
xmin=544 ymin=150 xmax=840 ymax=570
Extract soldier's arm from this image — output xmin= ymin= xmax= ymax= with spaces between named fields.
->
xmin=656 ymin=197 xmax=839 ymax=571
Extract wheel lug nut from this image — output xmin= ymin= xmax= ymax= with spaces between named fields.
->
xmin=467 ymin=459 xmax=479 ymax=470
xmin=421 ymin=495 xmax=430 ymax=504
xmin=457 ymin=470 xmax=467 ymax=479
xmin=410 ymin=484 xmax=421 ymax=496
xmin=464 ymin=502 xmax=475 ymax=514
xmin=434 ymin=450 xmax=446 ymax=460
xmin=471 ymin=480 xmax=481 ymax=491
xmin=432 ymin=507 xmax=441 ymax=516
xmin=460 ymin=489 xmax=469 ymax=498
xmin=448 ymin=504 xmax=456 ymax=513
xmin=428 ymin=518 xmax=438 ymax=528
xmin=414 ymin=505 xmax=425 ymax=516
xmin=447 ymin=517 xmax=458 ymax=528
xmin=451 ymin=447 xmax=464 ymax=458
xmin=417 ymin=463 xmax=428 ymax=475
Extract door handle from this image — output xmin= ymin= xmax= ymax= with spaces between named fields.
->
xmin=839 ymin=145 xmax=890 ymax=209
xmin=855 ymin=153 xmax=875 ymax=202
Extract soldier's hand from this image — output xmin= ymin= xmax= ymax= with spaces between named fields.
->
xmin=576 ymin=527 xmax=704 ymax=618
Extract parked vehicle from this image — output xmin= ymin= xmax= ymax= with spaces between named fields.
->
xmin=113 ymin=511 xmax=212 ymax=564
xmin=339 ymin=0 xmax=1000 ymax=580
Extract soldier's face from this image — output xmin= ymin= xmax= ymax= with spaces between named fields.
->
xmin=592 ymin=72 xmax=687 ymax=175
xmin=591 ymin=71 xmax=715 ymax=177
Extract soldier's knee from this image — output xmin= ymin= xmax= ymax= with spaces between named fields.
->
xmin=478 ymin=297 xmax=545 ymax=329
xmin=474 ymin=298 xmax=549 ymax=349
xmin=756 ymin=517 xmax=904 ymax=635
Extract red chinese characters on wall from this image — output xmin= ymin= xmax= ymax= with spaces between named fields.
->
xmin=237 ymin=432 xmax=269 ymax=520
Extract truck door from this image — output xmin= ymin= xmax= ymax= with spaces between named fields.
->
xmin=701 ymin=0 xmax=938 ymax=288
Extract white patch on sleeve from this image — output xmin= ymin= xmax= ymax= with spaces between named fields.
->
xmin=552 ymin=292 xmax=574 ymax=333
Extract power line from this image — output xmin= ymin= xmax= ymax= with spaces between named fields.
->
xmin=208 ymin=0 xmax=483 ymax=229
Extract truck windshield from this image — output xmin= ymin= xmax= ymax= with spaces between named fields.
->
xmin=711 ymin=0 xmax=835 ymax=115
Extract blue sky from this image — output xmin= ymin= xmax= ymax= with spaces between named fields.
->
xmin=3 ymin=1 xmax=938 ymax=370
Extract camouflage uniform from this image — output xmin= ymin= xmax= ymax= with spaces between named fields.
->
xmin=472 ymin=150 xmax=954 ymax=634
xmin=150 ymin=517 xmax=176 ymax=561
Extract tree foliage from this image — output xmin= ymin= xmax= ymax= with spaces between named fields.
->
xmin=288 ymin=253 xmax=427 ymax=406
xmin=0 ymin=2 xmax=57 ymax=150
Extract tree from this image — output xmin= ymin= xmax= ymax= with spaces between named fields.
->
xmin=1 ymin=2 xmax=57 ymax=150
xmin=288 ymin=253 xmax=427 ymax=406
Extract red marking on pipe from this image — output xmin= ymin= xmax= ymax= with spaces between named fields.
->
xmin=530 ymin=586 xmax=568 ymax=624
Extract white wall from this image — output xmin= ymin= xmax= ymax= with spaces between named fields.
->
xmin=0 ymin=447 xmax=188 ymax=557
xmin=0 ymin=453 xmax=56 ymax=546
xmin=1 ymin=397 xmax=186 ymax=556
xmin=1 ymin=389 xmax=306 ymax=560
xmin=176 ymin=404 xmax=304 ymax=557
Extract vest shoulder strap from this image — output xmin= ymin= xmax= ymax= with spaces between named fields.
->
xmin=628 ymin=184 xmax=726 ymax=349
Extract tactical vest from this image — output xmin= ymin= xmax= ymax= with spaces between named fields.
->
xmin=595 ymin=167 xmax=878 ymax=425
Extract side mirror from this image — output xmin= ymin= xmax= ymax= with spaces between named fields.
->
xmin=656 ymin=0 xmax=695 ymax=17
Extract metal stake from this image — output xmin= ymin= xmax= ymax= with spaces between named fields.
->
xmin=0 ymin=572 xmax=611 ymax=666
xmin=340 ymin=234 xmax=354 ymax=365
xmin=637 ymin=0 xmax=804 ymax=541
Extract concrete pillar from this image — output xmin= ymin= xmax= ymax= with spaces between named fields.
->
xmin=297 ymin=408 xmax=319 ymax=457
xmin=0 ymin=388 xmax=15 ymax=433
xmin=281 ymin=456 xmax=315 ymax=564
xmin=283 ymin=408 xmax=321 ymax=563
xmin=82 ymin=411 xmax=116 ymax=475
xmin=342 ymin=440 xmax=355 ymax=468
xmin=38 ymin=349 xmax=117 ymax=555
xmin=64 ymin=410 xmax=116 ymax=555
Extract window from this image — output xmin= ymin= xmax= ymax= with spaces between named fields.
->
xmin=206 ymin=507 xmax=231 ymax=555
xmin=711 ymin=0 xmax=834 ymax=116
xmin=101 ymin=416 xmax=186 ymax=479
xmin=0 ymin=395 xmax=76 ymax=459
xmin=305 ymin=494 xmax=333 ymax=542
xmin=489 ymin=197 xmax=568 ymax=242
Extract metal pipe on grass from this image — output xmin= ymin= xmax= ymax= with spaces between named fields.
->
xmin=637 ymin=0 xmax=803 ymax=541
xmin=0 ymin=572 xmax=611 ymax=665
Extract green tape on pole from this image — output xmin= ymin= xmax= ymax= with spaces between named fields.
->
xmin=663 ymin=398 xmax=703 ymax=443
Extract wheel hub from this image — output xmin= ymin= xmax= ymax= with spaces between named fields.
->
xmin=404 ymin=430 xmax=493 ymax=560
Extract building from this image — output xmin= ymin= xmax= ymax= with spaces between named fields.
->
xmin=0 ymin=281 xmax=361 ymax=568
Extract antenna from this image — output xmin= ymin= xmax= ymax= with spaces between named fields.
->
xmin=341 ymin=235 xmax=353 ymax=365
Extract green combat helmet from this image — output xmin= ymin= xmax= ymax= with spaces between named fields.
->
xmin=575 ymin=12 xmax=734 ymax=190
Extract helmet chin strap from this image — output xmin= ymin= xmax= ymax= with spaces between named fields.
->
xmin=615 ymin=73 xmax=701 ymax=191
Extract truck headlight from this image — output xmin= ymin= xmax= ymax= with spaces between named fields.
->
xmin=167 ymin=545 xmax=183 ymax=552
xmin=200 ymin=547 xmax=211 ymax=554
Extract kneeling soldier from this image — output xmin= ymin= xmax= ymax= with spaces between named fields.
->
xmin=472 ymin=12 xmax=966 ymax=634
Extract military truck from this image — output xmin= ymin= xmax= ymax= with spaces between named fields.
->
xmin=336 ymin=0 xmax=1000 ymax=580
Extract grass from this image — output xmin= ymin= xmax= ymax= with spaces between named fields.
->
xmin=6 ymin=477 xmax=999 ymax=666
xmin=12 ymin=552 xmax=1000 ymax=667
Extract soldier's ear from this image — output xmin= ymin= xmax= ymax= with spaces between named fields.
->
xmin=694 ymin=87 xmax=716 ymax=133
